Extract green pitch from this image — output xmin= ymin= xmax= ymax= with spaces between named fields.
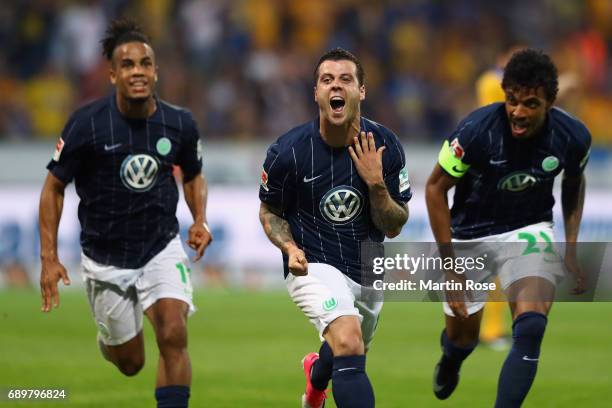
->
xmin=0 ymin=289 xmax=610 ymax=407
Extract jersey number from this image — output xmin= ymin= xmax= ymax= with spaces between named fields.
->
xmin=176 ymin=262 xmax=192 ymax=284
xmin=518 ymin=231 xmax=555 ymax=256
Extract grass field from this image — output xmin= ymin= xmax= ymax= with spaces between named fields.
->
xmin=1 ymin=289 xmax=610 ymax=407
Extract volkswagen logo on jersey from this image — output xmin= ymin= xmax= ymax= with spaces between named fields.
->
xmin=120 ymin=154 xmax=159 ymax=192
xmin=319 ymin=185 xmax=364 ymax=225
xmin=498 ymin=171 xmax=538 ymax=193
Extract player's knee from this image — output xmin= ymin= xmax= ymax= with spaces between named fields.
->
xmin=513 ymin=312 xmax=547 ymax=340
xmin=116 ymin=355 xmax=145 ymax=376
xmin=332 ymin=331 xmax=364 ymax=356
xmin=156 ymin=321 xmax=188 ymax=351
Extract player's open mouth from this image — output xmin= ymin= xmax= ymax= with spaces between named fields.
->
xmin=129 ymin=80 xmax=148 ymax=91
xmin=329 ymin=96 xmax=345 ymax=114
xmin=511 ymin=120 xmax=529 ymax=136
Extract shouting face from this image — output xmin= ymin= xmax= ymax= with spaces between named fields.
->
xmin=314 ymin=59 xmax=365 ymax=126
xmin=504 ymin=86 xmax=552 ymax=139
xmin=110 ymin=41 xmax=157 ymax=102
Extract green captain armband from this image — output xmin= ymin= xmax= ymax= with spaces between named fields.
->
xmin=438 ymin=140 xmax=470 ymax=178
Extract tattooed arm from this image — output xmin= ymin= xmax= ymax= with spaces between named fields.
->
xmin=259 ymin=202 xmax=308 ymax=276
xmin=349 ymin=131 xmax=408 ymax=238
xmin=368 ymin=183 xmax=409 ymax=238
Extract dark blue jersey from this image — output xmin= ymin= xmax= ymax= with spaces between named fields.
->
xmin=47 ymin=94 xmax=202 ymax=268
xmin=438 ymin=103 xmax=591 ymax=239
xmin=260 ymin=117 xmax=412 ymax=283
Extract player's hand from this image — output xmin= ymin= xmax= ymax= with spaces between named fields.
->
xmin=287 ymin=246 xmax=308 ymax=276
xmin=446 ymin=293 xmax=469 ymax=319
xmin=40 ymin=258 xmax=71 ymax=313
xmin=187 ymin=222 xmax=213 ymax=262
xmin=444 ymin=271 xmax=470 ymax=319
xmin=565 ymin=250 xmax=586 ymax=295
xmin=348 ymin=131 xmax=385 ymax=187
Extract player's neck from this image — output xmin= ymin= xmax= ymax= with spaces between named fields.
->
xmin=319 ymin=115 xmax=361 ymax=147
xmin=116 ymin=94 xmax=157 ymax=119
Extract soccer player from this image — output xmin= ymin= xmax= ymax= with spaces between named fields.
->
xmin=38 ymin=19 xmax=212 ymax=408
xmin=426 ymin=49 xmax=590 ymax=407
xmin=474 ymin=47 xmax=519 ymax=351
xmin=259 ymin=48 xmax=411 ymax=408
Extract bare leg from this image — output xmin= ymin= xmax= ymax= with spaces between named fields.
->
xmin=100 ymin=332 xmax=145 ymax=376
xmin=145 ymin=298 xmax=191 ymax=387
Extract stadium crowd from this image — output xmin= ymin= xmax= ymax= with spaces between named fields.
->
xmin=0 ymin=0 xmax=610 ymax=144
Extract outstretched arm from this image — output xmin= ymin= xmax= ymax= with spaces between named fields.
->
xmin=259 ymin=202 xmax=307 ymax=276
xmin=349 ymin=131 xmax=408 ymax=238
xmin=39 ymin=172 xmax=71 ymax=312
xmin=183 ymin=173 xmax=213 ymax=261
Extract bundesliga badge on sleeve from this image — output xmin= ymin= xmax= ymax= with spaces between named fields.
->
xmin=260 ymin=168 xmax=269 ymax=191
xmin=399 ymin=168 xmax=410 ymax=193
xmin=53 ymin=138 xmax=65 ymax=162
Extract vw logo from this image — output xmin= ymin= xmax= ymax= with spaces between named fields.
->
xmin=120 ymin=154 xmax=159 ymax=192
xmin=319 ymin=185 xmax=364 ymax=225
xmin=498 ymin=171 xmax=538 ymax=193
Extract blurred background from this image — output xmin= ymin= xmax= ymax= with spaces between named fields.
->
xmin=1 ymin=0 xmax=611 ymax=289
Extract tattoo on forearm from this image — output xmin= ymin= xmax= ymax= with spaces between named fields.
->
xmin=260 ymin=206 xmax=296 ymax=250
xmin=367 ymin=183 xmax=408 ymax=234
xmin=370 ymin=201 xmax=408 ymax=234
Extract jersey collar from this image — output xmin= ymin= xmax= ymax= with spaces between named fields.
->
xmin=110 ymin=92 xmax=161 ymax=123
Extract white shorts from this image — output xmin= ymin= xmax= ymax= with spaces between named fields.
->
xmin=82 ymin=235 xmax=195 ymax=346
xmin=286 ymin=263 xmax=383 ymax=349
xmin=443 ymin=222 xmax=565 ymax=317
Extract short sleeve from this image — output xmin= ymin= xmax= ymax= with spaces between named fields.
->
xmin=259 ymin=142 xmax=295 ymax=213
xmin=176 ymin=112 xmax=203 ymax=182
xmin=383 ymin=134 xmax=412 ymax=204
xmin=46 ymin=114 xmax=87 ymax=184
xmin=437 ymin=117 xmax=480 ymax=178
xmin=564 ymin=124 xmax=591 ymax=177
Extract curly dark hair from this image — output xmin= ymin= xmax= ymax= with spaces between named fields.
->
xmin=101 ymin=18 xmax=150 ymax=61
xmin=314 ymin=47 xmax=365 ymax=86
xmin=501 ymin=48 xmax=559 ymax=101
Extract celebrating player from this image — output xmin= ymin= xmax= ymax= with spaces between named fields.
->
xmin=473 ymin=46 xmax=521 ymax=351
xmin=426 ymin=49 xmax=590 ymax=406
xmin=259 ymin=48 xmax=411 ymax=408
xmin=38 ymin=19 xmax=212 ymax=408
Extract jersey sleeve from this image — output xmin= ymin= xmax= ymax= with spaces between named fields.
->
xmin=176 ymin=112 xmax=203 ymax=182
xmin=46 ymin=114 xmax=87 ymax=184
xmin=259 ymin=142 xmax=295 ymax=213
xmin=564 ymin=123 xmax=592 ymax=177
xmin=383 ymin=134 xmax=412 ymax=204
xmin=437 ymin=116 xmax=481 ymax=178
